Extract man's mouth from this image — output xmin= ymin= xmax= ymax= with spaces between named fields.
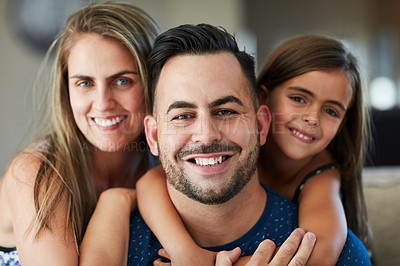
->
xmin=187 ymin=155 xmax=231 ymax=166
xmin=178 ymin=142 xmax=239 ymax=168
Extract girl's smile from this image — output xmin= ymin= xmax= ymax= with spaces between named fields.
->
xmin=266 ymin=70 xmax=352 ymax=160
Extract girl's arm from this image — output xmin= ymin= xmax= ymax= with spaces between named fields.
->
xmin=4 ymin=153 xmax=78 ymax=265
xmin=136 ymin=165 xmax=216 ymax=265
xmin=297 ymin=168 xmax=347 ymax=265
xmin=80 ymin=188 xmax=136 ymax=265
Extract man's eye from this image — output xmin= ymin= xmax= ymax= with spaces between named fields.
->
xmin=290 ymin=96 xmax=305 ymax=103
xmin=173 ymin=113 xmax=193 ymax=120
xmin=216 ymin=109 xmax=236 ymax=116
xmin=78 ymin=81 xmax=91 ymax=87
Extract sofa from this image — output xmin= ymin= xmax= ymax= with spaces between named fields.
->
xmin=363 ymin=167 xmax=400 ymax=266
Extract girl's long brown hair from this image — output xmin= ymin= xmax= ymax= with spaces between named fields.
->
xmin=257 ymin=34 xmax=372 ymax=249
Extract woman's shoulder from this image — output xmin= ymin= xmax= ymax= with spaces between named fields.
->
xmin=2 ymin=148 xmax=46 ymax=189
xmin=0 ymin=148 xmax=45 ymax=242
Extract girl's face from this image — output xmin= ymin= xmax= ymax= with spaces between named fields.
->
xmin=265 ymin=70 xmax=352 ymax=160
xmin=68 ymin=33 xmax=146 ymax=152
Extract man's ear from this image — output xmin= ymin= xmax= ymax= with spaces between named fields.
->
xmin=144 ymin=115 xmax=159 ymax=156
xmin=257 ymin=105 xmax=271 ymax=146
xmin=258 ymin=84 xmax=270 ymax=105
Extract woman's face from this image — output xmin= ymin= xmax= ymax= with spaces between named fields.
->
xmin=68 ymin=33 xmax=145 ymax=152
xmin=264 ymin=70 xmax=352 ymax=160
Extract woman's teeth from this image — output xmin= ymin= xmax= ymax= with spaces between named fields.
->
xmin=94 ymin=116 xmax=124 ymax=127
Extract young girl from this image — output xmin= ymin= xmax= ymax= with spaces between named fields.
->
xmin=136 ymin=34 xmax=372 ymax=265
xmin=0 ymin=2 xmax=159 ymax=265
xmin=255 ymin=34 xmax=372 ymax=264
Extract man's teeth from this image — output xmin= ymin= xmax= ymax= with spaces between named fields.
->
xmin=195 ymin=156 xmax=224 ymax=166
xmin=94 ymin=116 xmax=123 ymax=127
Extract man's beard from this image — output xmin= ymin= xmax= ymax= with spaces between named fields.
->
xmin=158 ymin=138 xmax=260 ymax=205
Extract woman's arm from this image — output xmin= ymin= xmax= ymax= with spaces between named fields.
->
xmin=4 ymin=153 xmax=78 ymax=265
xmin=136 ymin=165 xmax=216 ymax=265
xmin=80 ymin=188 xmax=136 ymax=265
xmin=297 ymin=168 xmax=347 ymax=265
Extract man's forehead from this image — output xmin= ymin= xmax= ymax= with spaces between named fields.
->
xmin=154 ymin=53 xmax=252 ymax=111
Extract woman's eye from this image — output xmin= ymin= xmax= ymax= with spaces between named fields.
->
xmin=290 ymin=96 xmax=305 ymax=103
xmin=116 ymin=78 xmax=130 ymax=86
xmin=78 ymin=80 xmax=92 ymax=87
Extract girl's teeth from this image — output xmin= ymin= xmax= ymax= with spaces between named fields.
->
xmin=293 ymin=129 xmax=313 ymax=140
xmin=195 ymin=156 xmax=223 ymax=166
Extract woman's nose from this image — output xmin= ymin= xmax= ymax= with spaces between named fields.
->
xmin=93 ymin=85 xmax=115 ymax=111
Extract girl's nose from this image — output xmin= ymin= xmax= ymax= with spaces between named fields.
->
xmin=302 ymin=112 xmax=319 ymax=126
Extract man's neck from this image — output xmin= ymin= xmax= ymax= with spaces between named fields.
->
xmin=168 ymin=175 xmax=267 ymax=247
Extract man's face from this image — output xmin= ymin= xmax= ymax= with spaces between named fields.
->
xmin=145 ymin=52 xmax=269 ymax=204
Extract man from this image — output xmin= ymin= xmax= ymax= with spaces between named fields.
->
xmin=128 ymin=24 xmax=370 ymax=265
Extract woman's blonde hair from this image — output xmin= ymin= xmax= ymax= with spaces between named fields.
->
xmin=28 ymin=2 xmax=160 ymax=250
xmin=257 ymin=34 xmax=372 ymax=249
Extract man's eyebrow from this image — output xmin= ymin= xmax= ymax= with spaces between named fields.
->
xmin=167 ymin=101 xmax=197 ymax=114
xmin=210 ymin=95 xmax=243 ymax=108
xmin=289 ymin=87 xmax=347 ymax=111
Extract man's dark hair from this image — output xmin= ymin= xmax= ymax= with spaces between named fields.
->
xmin=147 ymin=23 xmax=258 ymax=111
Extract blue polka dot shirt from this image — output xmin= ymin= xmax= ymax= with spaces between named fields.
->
xmin=127 ymin=184 xmax=371 ymax=266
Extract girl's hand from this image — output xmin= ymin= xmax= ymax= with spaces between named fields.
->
xmin=154 ymin=247 xmax=217 ymax=266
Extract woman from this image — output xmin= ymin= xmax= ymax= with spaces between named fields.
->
xmin=0 ymin=2 xmax=159 ymax=265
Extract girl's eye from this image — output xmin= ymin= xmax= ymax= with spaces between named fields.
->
xmin=78 ymin=80 xmax=92 ymax=87
xmin=324 ymin=108 xmax=339 ymax=117
xmin=116 ymin=78 xmax=130 ymax=86
xmin=290 ymin=96 xmax=306 ymax=103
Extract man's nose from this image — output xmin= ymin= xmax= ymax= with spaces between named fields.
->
xmin=191 ymin=115 xmax=222 ymax=144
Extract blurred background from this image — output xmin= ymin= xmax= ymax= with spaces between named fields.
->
xmin=0 ymin=0 xmax=399 ymax=264
xmin=1 ymin=0 xmax=400 ymax=173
